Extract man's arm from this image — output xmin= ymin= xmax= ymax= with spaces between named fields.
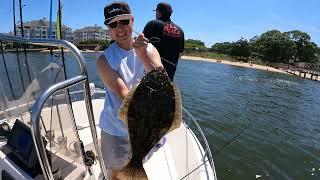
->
xmin=96 ymin=54 xmax=129 ymax=99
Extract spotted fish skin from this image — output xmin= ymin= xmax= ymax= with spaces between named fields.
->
xmin=118 ymin=67 xmax=182 ymax=180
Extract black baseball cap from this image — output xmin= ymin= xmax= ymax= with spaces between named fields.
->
xmin=154 ymin=2 xmax=173 ymax=15
xmin=104 ymin=2 xmax=132 ymax=26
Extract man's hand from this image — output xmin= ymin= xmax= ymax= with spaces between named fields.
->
xmin=132 ymin=32 xmax=163 ymax=72
xmin=132 ymin=33 xmax=149 ymax=61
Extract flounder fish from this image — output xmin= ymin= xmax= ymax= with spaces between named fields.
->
xmin=117 ymin=67 xmax=182 ymax=180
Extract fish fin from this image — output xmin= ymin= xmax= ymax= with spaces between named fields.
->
xmin=117 ymin=165 xmax=148 ymax=180
xmin=118 ymin=85 xmax=138 ymax=127
xmin=168 ymin=84 xmax=182 ymax=133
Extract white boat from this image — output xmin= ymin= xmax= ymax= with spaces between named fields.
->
xmin=0 ymin=35 xmax=217 ymax=180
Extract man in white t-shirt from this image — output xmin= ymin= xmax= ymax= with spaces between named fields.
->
xmin=96 ymin=2 xmax=163 ymax=179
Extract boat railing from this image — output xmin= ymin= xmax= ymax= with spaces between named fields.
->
xmin=0 ymin=35 xmax=108 ymax=180
xmin=0 ymin=86 xmax=106 ymax=118
xmin=182 ymin=107 xmax=218 ymax=179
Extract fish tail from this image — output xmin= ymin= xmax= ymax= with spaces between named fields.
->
xmin=117 ymin=162 xmax=147 ymax=180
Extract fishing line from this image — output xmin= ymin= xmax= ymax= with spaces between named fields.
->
xmin=133 ymin=30 xmax=178 ymax=68
xmin=179 ymin=98 xmax=279 ymax=179
xmin=90 ymin=31 xmax=177 ymax=67
xmin=179 ymin=81 xmax=294 ymax=179
xmin=132 ymin=30 xmax=161 ymax=44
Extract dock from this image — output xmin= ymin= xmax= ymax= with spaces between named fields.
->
xmin=283 ymin=64 xmax=320 ymax=81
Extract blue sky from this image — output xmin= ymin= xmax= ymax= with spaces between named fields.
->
xmin=1 ymin=0 xmax=319 ymax=47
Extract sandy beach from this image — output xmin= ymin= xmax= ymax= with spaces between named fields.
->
xmin=181 ymin=55 xmax=320 ymax=81
xmin=181 ymin=55 xmax=287 ymax=74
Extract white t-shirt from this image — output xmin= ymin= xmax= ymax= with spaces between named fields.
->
xmin=99 ymin=42 xmax=146 ymax=136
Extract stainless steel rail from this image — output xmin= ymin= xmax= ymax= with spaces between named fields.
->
xmin=182 ymin=107 xmax=217 ymax=179
xmin=0 ymin=35 xmax=108 ymax=180
xmin=0 ymin=35 xmax=85 ymax=73
xmin=31 ymin=75 xmax=86 ymax=179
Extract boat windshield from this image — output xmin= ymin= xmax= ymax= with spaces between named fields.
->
xmin=0 ymin=40 xmax=87 ymax=178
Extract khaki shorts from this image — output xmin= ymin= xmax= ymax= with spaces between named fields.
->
xmin=100 ymin=131 xmax=132 ymax=170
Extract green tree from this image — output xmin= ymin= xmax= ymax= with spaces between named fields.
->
xmin=284 ymin=30 xmax=318 ymax=63
xmin=185 ymin=39 xmax=207 ymax=53
xmin=230 ymin=38 xmax=251 ymax=60
xmin=251 ymin=30 xmax=296 ymax=63
xmin=211 ymin=42 xmax=233 ymax=54
xmin=316 ymin=47 xmax=320 ymax=63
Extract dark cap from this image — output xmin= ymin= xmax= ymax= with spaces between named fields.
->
xmin=104 ymin=2 xmax=132 ymax=26
xmin=155 ymin=2 xmax=173 ymax=16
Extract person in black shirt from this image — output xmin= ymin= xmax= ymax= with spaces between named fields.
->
xmin=143 ymin=2 xmax=185 ymax=81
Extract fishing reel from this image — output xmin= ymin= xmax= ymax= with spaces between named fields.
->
xmin=0 ymin=122 xmax=11 ymax=141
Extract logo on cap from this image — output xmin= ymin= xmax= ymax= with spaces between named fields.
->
xmin=109 ymin=7 xmax=123 ymax=13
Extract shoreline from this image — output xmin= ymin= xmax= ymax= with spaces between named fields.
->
xmin=181 ymin=55 xmax=320 ymax=81
xmin=181 ymin=55 xmax=287 ymax=74
xmin=3 ymin=50 xmax=318 ymax=81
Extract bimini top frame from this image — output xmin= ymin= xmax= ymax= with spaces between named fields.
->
xmin=0 ymin=35 xmax=108 ymax=180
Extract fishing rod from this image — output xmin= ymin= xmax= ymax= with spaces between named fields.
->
xmin=54 ymin=0 xmax=75 ymax=141
xmin=18 ymin=0 xmax=33 ymax=84
xmin=54 ymin=1 xmax=107 ymax=177
xmin=48 ymin=0 xmax=54 ymax=57
xmin=12 ymin=0 xmax=26 ymax=94
xmin=17 ymin=0 xmax=49 ymax=129
xmin=57 ymin=0 xmax=67 ymax=81
xmin=12 ymin=0 xmax=17 ymax=36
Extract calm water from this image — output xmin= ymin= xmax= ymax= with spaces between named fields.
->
xmin=175 ymin=60 xmax=320 ymax=180
xmin=1 ymin=52 xmax=320 ymax=179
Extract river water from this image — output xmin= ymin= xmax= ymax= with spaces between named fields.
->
xmin=0 ymin=52 xmax=319 ymax=179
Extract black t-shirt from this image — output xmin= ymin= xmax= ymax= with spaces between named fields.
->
xmin=143 ymin=19 xmax=184 ymax=80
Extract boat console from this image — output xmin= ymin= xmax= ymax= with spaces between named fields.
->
xmin=0 ymin=120 xmax=83 ymax=179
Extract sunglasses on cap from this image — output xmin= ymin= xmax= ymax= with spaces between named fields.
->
xmin=108 ymin=19 xmax=130 ymax=28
